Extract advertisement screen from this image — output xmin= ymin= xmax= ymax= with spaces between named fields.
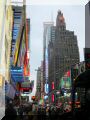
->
xmin=45 ymin=84 xmax=49 ymax=94
xmin=45 ymin=48 xmax=48 ymax=83
xmin=60 ymin=77 xmax=71 ymax=89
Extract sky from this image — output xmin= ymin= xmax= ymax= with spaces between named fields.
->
xmin=26 ymin=1 xmax=86 ymax=98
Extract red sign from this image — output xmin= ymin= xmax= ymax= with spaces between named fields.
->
xmin=52 ymin=94 xmax=55 ymax=102
xmin=52 ymin=82 xmax=55 ymax=90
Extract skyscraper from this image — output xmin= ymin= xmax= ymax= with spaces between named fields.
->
xmin=36 ymin=67 xmax=42 ymax=101
xmin=48 ymin=10 xmax=80 ymax=104
xmin=85 ymin=1 xmax=90 ymax=70
xmin=43 ymin=22 xmax=54 ymax=96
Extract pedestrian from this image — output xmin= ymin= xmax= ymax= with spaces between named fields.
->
xmin=5 ymin=101 xmax=17 ymax=120
xmin=18 ymin=105 xmax=24 ymax=120
xmin=28 ymin=104 xmax=34 ymax=120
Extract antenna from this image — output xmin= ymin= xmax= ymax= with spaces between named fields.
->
xmin=51 ymin=11 xmax=54 ymax=22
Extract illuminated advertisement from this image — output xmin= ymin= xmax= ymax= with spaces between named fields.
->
xmin=26 ymin=19 xmax=30 ymax=50
xmin=52 ymin=82 xmax=55 ymax=90
xmin=60 ymin=70 xmax=71 ymax=89
xmin=13 ymin=26 xmax=25 ymax=66
xmin=11 ymin=66 xmax=24 ymax=82
xmin=11 ymin=9 xmax=22 ymax=61
xmin=52 ymin=94 xmax=55 ymax=102
xmin=12 ymin=7 xmax=23 ymax=65
xmin=21 ymin=82 xmax=30 ymax=88
xmin=13 ymin=40 xmax=20 ymax=65
xmin=16 ymin=28 xmax=26 ymax=67
xmin=45 ymin=83 xmax=49 ymax=94
xmin=60 ymin=72 xmax=71 ymax=89
xmin=45 ymin=48 xmax=48 ymax=83
xmin=23 ymin=51 xmax=30 ymax=76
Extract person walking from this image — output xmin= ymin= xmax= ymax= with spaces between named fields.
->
xmin=18 ymin=105 xmax=24 ymax=120
xmin=5 ymin=101 xmax=17 ymax=120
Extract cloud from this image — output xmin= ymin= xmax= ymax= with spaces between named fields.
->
xmin=26 ymin=0 xmax=88 ymax=5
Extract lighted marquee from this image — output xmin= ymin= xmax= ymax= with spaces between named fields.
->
xmin=45 ymin=84 xmax=49 ymax=94
xmin=52 ymin=94 xmax=55 ymax=102
xmin=12 ymin=9 xmax=22 ymax=65
xmin=52 ymin=82 xmax=55 ymax=90
xmin=60 ymin=70 xmax=71 ymax=89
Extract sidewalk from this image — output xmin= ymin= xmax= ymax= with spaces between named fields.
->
xmin=0 ymin=107 xmax=5 ymax=120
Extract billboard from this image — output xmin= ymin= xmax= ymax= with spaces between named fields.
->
xmin=45 ymin=83 xmax=49 ymax=94
xmin=60 ymin=76 xmax=71 ymax=89
xmin=84 ymin=48 xmax=90 ymax=70
xmin=10 ymin=66 xmax=24 ymax=82
xmin=21 ymin=82 xmax=30 ymax=88
xmin=52 ymin=94 xmax=55 ymax=102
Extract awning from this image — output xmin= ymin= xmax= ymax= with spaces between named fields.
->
xmin=74 ymin=69 xmax=90 ymax=88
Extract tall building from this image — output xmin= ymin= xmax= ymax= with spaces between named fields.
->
xmin=5 ymin=5 xmax=13 ymax=82
xmin=48 ymin=10 xmax=80 ymax=104
xmin=36 ymin=67 xmax=42 ymax=101
xmin=0 ymin=0 xmax=7 ymax=86
xmin=36 ymin=61 xmax=44 ymax=101
xmin=85 ymin=1 xmax=90 ymax=48
xmin=43 ymin=22 xmax=54 ymax=96
xmin=0 ymin=0 xmax=7 ymax=116
xmin=40 ymin=61 xmax=44 ymax=99
xmin=85 ymin=2 xmax=90 ymax=70
xmin=5 ymin=0 xmax=31 ymax=100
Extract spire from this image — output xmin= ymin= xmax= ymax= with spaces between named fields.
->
xmin=56 ymin=10 xmax=66 ymax=29
xmin=51 ymin=11 xmax=53 ymax=22
xmin=58 ymin=10 xmax=62 ymax=15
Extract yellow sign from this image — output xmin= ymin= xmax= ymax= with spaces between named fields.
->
xmin=0 ymin=75 xmax=3 ymax=87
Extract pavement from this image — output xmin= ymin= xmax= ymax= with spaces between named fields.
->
xmin=0 ymin=107 xmax=5 ymax=120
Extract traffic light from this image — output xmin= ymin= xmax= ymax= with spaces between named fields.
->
xmin=84 ymin=48 xmax=90 ymax=70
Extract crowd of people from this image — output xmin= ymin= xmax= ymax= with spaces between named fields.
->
xmin=4 ymin=100 xmax=90 ymax=120
xmin=4 ymin=100 xmax=73 ymax=120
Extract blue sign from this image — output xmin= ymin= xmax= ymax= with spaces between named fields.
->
xmin=11 ymin=66 xmax=24 ymax=83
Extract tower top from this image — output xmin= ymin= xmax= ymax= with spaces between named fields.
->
xmin=56 ymin=10 xmax=66 ymax=29
xmin=58 ymin=10 xmax=62 ymax=15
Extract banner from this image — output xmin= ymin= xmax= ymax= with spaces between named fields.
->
xmin=6 ymin=84 xmax=16 ymax=99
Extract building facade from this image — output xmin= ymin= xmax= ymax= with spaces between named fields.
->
xmin=85 ymin=1 xmax=90 ymax=48
xmin=48 ymin=11 xmax=80 ymax=104
xmin=0 ymin=0 xmax=7 ymax=86
xmin=5 ymin=0 xmax=31 ymax=101
xmin=36 ymin=67 xmax=42 ymax=101
xmin=85 ymin=1 xmax=90 ymax=70
xmin=43 ymin=22 xmax=54 ymax=97
xmin=5 ymin=5 xmax=13 ymax=82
